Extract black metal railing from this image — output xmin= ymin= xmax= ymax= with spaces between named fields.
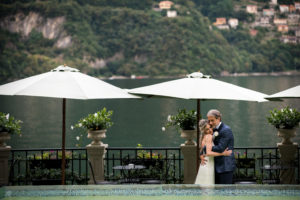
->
xmin=9 ymin=148 xmax=89 ymax=185
xmin=234 ymin=147 xmax=300 ymax=184
xmin=8 ymin=147 xmax=300 ymax=185
xmin=104 ymin=147 xmax=183 ymax=184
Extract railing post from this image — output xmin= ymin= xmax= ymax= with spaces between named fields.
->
xmin=0 ymin=146 xmax=11 ymax=186
xmin=180 ymin=143 xmax=197 ymax=184
xmin=86 ymin=143 xmax=108 ymax=184
xmin=278 ymin=142 xmax=298 ymax=184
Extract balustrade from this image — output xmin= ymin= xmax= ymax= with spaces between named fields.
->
xmin=6 ymin=147 xmax=300 ymax=185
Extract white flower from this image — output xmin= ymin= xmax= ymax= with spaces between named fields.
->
xmin=5 ymin=114 xmax=9 ymax=120
xmin=162 ymin=127 xmax=166 ymax=131
xmin=94 ymin=113 xmax=98 ymax=117
xmin=213 ymin=131 xmax=219 ymax=139
xmin=76 ymin=136 xmax=80 ymax=141
xmin=70 ymin=125 xmax=74 ymax=130
xmin=167 ymin=115 xmax=172 ymax=122
xmin=78 ymin=123 xmax=82 ymax=127
xmin=279 ymin=125 xmax=284 ymax=129
xmin=214 ymin=131 xmax=219 ymax=136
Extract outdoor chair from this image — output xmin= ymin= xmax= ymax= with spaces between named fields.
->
xmin=258 ymin=154 xmax=281 ymax=184
xmin=234 ymin=156 xmax=257 ymax=184
xmin=8 ymin=159 xmax=19 ymax=186
xmin=121 ymin=156 xmax=164 ymax=184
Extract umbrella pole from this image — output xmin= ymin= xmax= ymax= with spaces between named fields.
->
xmin=196 ymin=99 xmax=200 ymax=169
xmin=61 ymin=98 xmax=66 ymax=185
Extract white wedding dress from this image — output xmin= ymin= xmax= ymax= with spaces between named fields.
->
xmin=194 ymin=155 xmax=215 ymax=185
xmin=195 ymin=133 xmax=215 ymax=185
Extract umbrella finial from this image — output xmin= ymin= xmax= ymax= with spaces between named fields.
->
xmin=51 ymin=65 xmax=80 ymax=72
xmin=187 ymin=72 xmax=203 ymax=78
xmin=187 ymin=72 xmax=211 ymax=79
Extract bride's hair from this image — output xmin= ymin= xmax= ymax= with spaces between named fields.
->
xmin=199 ymin=119 xmax=208 ymax=134
xmin=199 ymin=119 xmax=208 ymax=144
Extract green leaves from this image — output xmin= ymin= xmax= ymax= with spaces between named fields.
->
xmin=267 ymin=106 xmax=300 ymax=129
xmin=166 ymin=108 xmax=198 ymax=130
xmin=75 ymin=107 xmax=113 ymax=131
xmin=0 ymin=112 xmax=22 ymax=135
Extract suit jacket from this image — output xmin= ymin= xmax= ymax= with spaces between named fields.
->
xmin=212 ymin=122 xmax=236 ymax=173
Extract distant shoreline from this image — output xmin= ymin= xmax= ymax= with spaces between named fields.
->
xmin=220 ymin=70 xmax=300 ymax=77
xmin=103 ymin=70 xmax=300 ymax=80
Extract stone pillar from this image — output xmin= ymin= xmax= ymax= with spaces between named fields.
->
xmin=180 ymin=143 xmax=197 ymax=184
xmin=86 ymin=143 xmax=108 ymax=184
xmin=0 ymin=146 xmax=11 ymax=186
xmin=277 ymin=142 xmax=298 ymax=184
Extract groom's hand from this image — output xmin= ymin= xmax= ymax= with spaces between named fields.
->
xmin=200 ymin=155 xmax=207 ymax=165
xmin=223 ymin=148 xmax=232 ymax=156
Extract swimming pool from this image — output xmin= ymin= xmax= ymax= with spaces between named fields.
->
xmin=1 ymin=184 xmax=300 ymax=200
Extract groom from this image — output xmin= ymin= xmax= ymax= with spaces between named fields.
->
xmin=206 ymin=109 xmax=235 ymax=184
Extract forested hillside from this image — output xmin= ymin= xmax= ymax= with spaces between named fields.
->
xmin=0 ymin=0 xmax=299 ymax=83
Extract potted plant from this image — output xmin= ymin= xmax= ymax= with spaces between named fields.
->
xmin=74 ymin=108 xmax=113 ymax=146
xmin=28 ymin=151 xmax=72 ymax=169
xmin=136 ymin=143 xmax=164 ymax=168
xmin=0 ymin=112 xmax=22 ymax=147
xmin=267 ymin=106 xmax=300 ymax=144
xmin=30 ymin=167 xmax=62 ymax=185
xmin=30 ymin=167 xmax=86 ymax=185
xmin=165 ymin=108 xmax=198 ymax=145
xmin=234 ymin=152 xmax=256 ymax=168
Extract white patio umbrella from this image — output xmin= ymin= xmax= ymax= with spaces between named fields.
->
xmin=0 ymin=65 xmax=140 ymax=184
xmin=265 ymin=85 xmax=300 ymax=100
xmin=129 ymin=72 xmax=268 ymax=168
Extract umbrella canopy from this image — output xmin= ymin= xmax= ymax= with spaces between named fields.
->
xmin=265 ymin=85 xmax=300 ymax=100
xmin=0 ymin=65 xmax=138 ymax=99
xmin=0 ymin=65 xmax=140 ymax=184
xmin=129 ymin=72 xmax=267 ymax=102
xmin=129 ymin=72 xmax=268 ymax=168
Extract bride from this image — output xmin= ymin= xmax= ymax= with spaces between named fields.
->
xmin=195 ymin=119 xmax=232 ymax=185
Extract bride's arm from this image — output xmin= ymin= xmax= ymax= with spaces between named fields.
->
xmin=205 ymin=135 xmax=232 ymax=157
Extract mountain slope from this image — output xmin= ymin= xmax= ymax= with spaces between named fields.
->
xmin=0 ymin=0 xmax=299 ymax=83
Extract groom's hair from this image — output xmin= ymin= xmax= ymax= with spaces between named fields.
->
xmin=207 ymin=109 xmax=222 ymax=120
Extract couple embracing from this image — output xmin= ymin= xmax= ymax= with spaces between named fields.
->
xmin=195 ymin=109 xmax=236 ymax=185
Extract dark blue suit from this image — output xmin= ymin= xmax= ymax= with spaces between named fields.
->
xmin=212 ymin=122 xmax=235 ymax=184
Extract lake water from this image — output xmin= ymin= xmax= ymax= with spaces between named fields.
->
xmin=0 ymin=75 xmax=299 ymax=149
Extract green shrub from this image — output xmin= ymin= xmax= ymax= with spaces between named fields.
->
xmin=267 ymin=106 xmax=300 ymax=129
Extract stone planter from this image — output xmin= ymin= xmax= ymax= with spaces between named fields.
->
xmin=87 ymin=129 xmax=106 ymax=146
xmin=277 ymin=128 xmax=297 ymax=145
xmin=277 ymin=128 xmax=298 ymax=184
xmin=180 ymin=130 xmax=196 ymax=145
xmin=0 ymin=132 xmax=10 ymax=148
